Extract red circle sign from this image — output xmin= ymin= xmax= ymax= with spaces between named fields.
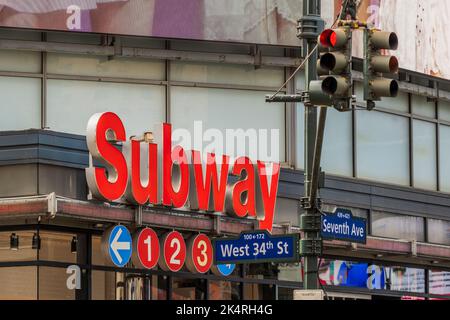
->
xmin=132 ymin=228 xmax=159 ymax=269
xmin=159 ymin=231 xmax=186 ymax=272
xmin=186 ymin=234 xmax=213 ymax=274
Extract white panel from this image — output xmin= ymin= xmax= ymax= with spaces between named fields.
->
xmin=356 ymin=111 xmax=409 ymax=186
xmin=427 ymin=219 xmax=450 ymax=245
xmin=170 ymin=86 xmax=285 ymax=163
xmin=413 ymin=120 xmax=437 ymax=190
xmin=412 ymin=94 xmax=436 ymax=118
xmin=438 ymin=99 xmax=450 ymax=122
xmin=0 ymin=50 xmax=41 ymax=73
xmin=321 ymin=108 xmax=353 ymax=176
xmin=170 ymin=61 xmax=284 ymax=87
xmin=0 ymin=76 xmax=40 ymax=130
xmin=47 ymin=80 xmax=165 ymax=136
xmin=47 ymin=53 xmax=165 ymax=80
xmin=439 ymin=125 xmax=450 ymax=192
xmin=372 ymin=212 xmax=424 ymax=241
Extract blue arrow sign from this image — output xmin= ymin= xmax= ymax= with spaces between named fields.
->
xmin=321 ymin=208 xmax=367 ymax=244
xmin=108 ymin=225 xmax=132 ymax=267
xmin=213 ymin=231 xmax=299 ymax=265
xmin=216 ymin=264 xmax=236 ymax=276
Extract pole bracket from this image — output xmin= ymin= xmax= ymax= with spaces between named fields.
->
xmin=299 ymin=214 xmax=322 ymax=232
xmin=299 ymin=197 xmax=322 ymax=210
xmin=297 ymin=15 xmax=325 ymax=40
xmin=299 ymin=239 xmax=323 ymax=256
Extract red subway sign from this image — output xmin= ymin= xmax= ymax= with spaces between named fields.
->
xmin=85 ymin=112 xmax=280 ymax=232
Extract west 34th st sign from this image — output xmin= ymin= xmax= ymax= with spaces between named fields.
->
xmin=85 ymin=112 xmax=281 ymax=232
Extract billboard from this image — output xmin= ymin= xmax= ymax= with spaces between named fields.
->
xmin=0 ymin=0 xmax=448 ymax=79
xmin=326 ymin=0 xmax=450 ymax=80
xmin=0 ymin=0 xmax=302 ymax=47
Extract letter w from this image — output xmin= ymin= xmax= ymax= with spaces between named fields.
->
xmin=190 ymin=151 xmax=229 ymax=212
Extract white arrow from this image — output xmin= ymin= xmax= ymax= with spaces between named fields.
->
xmin=111 ymin=228 xmax=130 ymax=264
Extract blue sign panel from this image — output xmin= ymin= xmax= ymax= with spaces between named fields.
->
xmin=108 ymin=225 xmax=132 ymax=267
xmin=216 ymin=264 xmax=236 ymax=276
xmin=213 ymin=231 xmax=299 ymax=265
xmin=321 ymin=208 xmax=367 ymax=244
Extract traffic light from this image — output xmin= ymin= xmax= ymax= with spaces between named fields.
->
xmin=309 ymin=27 xmax=352 ymax=110
xmin=363 ymin=29 xmax=399 ymax=110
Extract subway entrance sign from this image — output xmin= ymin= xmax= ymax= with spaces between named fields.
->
xmin=321 ymin=208 xmax=367 ymax=244
xmin=213 ymin=231 xmax=299 ymax=265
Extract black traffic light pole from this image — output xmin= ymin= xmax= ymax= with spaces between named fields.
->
xmin=297 ymin=0 xmax=325 ymax=291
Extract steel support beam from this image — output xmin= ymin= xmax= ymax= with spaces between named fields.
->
xmin=0 ymin=39 xmax=302 ymax=68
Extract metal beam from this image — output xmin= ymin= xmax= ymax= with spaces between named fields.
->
xmin=0 ymin=39 xmax=303 ymax=68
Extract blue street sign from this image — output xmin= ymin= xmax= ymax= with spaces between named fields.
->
xmin=107 ymin=225 xmax=132 ymax=267
xmin=321 ymin=208 xmax=367 ymax=244
xmin=216 ymin=264 xmax=236 ymax=276
xmin=213 ymin=231 xmax=299 ymax=265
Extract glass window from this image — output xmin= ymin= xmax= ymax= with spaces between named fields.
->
xmin=386 ymin=266 xmax=425 ymax=293
xmin=0 ymin=231 xmax=37 ymax=262
xmin=0 ymin=50 xmax=41 ymax=73
xmin=356 ymin=111 xmax=410 ymax=186
xmin=413 ymin=120 xmax=437 ymax=190
xmin=0 ymin=267 xmax=37 ymax=300
xmin=371 ymin=211 xmax=424 ymax=241
xmin=172 ymin=277 xmax=206 ymax=300
xmin=209 ymin=281 xmax=241 ymax=300
xmin=355 ymin=82 xmax=409 ymax=113
xmin=170 ymin=61 xmax=284 ymax=87
xmin=39 ymin=231 xmax=77 ymax=263
xmin=438 ymin=100 xmax=450 ymax=122
xmin=429 ymin=270 xmax=450 ymax=297
xmin=439 ymin=125 xmax=450 ymax=193
xmin=92 ymin=235 xmax=106 ymax=266
xmin=243 ymin=283 xmax=276 ymax=300
xmin=319 ymin=260 xmax=425 ymax=293
xmin=171 ymin=86 xmax=285 ymax=163
xmin=275 ymin=198 xmax=299 ymax=227
xmin=47 ymin=54 xmax=165 ymax=80
xmin=278 ymin=263 xmax=302 ymax=283
xmin=47 ymin=80 xmax=165 ymax=136
xmin=39 ymin=267 xmax=76 ymax=300
xmin=92 ymin=270 xmax=118 ymax=300
xmin=412 ymin=94 xmax=435 ymax=118
xmin=0 ymin=76 xmax=41 ymax=131
xmin=322 ymin=108 xmax=353 ymax=176
xmin=427 ymin=219 xmax=450 ymax=245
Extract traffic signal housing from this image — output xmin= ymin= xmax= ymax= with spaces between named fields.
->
xmin=309 ymin=27 xmax=353 ymax=110
xmin=363 ymin=29 xmax=399 ymax=110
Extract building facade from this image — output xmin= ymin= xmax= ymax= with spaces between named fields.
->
xmin=0 ymin=8 xmax=449 ymax=300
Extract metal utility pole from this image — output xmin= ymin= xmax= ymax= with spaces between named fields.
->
xmin=297 ymin=0 xmax=325 ymax=290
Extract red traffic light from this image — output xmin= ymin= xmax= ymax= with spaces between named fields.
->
xmin=319 ymin=28 xmax=347 ymax=48
xmin=320 ymin=29 xmax=336 ymax=47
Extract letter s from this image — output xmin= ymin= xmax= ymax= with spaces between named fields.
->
xmin=86 ymin=112 xmax=128 ymax=201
